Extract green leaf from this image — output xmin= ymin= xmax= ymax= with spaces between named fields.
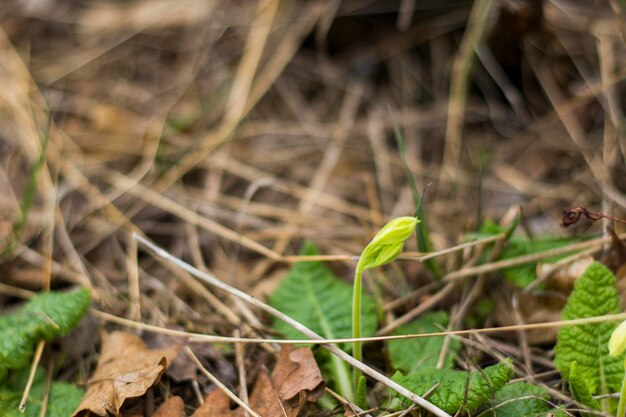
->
xmin=0 ymin=288 xmax=91 ymax=382
xmin=568 ymin=361 xmax=600 ymax=417
xmin=393 ymin=358 xmax=514 ymax=414
xmin=476 ymin=382 xmax=552 ymax=417
xmin=269 ymin=241 xmax=377 ymax=344
xmin=554 ymin=262 xmax=623 ymax=398
xmin=388 ymin=311 xmax=460 ymax=374
xmin=0 ymin=367 xmax=83 ymax=417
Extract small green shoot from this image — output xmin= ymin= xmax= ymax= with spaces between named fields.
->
xmin=269 ymin=241 xmax=377 ymax=401
xmin=352 ymin=216 xmax=418 ymax=390
xmin=568 ymin=361 xmax=600 ymax=417
xmin=609 ymin=320 xmax=626 ymax=417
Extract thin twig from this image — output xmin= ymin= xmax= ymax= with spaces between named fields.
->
xmin=89 ymin=307 xmax=626 ymax=346
xmin=19 ymin=340 xmax=45 ymax=412
xmin=126 ymin=234 xmax=141 ymax=321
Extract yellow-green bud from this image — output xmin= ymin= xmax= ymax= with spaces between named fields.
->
xmin=609 ymin=320 xmax=626 ymax=357
xmin=357 ymin=216 xmax=419 ymax=272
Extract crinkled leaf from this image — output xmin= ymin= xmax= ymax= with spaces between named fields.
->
xmin=269 ymin=241 xmax=377 ymax=345
xmin=356 ymin=375 xmax=367 ymax=410
xmin=0 ymin=367 xmax=83 ymax=417
xmin=476 ymin=382 xmax=551 ymax=417
xmin=568 ymin=361 xmax=600 ymax=417
xmin=393 ymin=359 xmax=514 ymax=414
xmin=554 ymin=262 xmax=623 ymax=398
xmin=468 ymin=221 xmax=584 ymax=287
xmin=388 ymin=311 xmax=459 ymax=374
xmin=0 ymin=288 xmax=91 ymax=381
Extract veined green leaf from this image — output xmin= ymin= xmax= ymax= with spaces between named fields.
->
xmin=568 ymin=361 xmax=600 ymax=417
xmin=392 ymin=358 xmax=514 ymax=414
xmin=0 ymin=367 xmax=83 ymax=417
xmin=0 ymin=288 xmax=91 ymax=382
xmin=554 ymin=262 xmax=623 ymax=399
xmin=476 ymin=382 xmax=554 ymax=417
xmin=388 ymin=311 xmax=460 ymax=374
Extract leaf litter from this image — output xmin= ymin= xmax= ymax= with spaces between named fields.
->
xmin=154 ymin=344 xmax=324 ymax=417
xmin=72 ymin=332 xmax=181 ymax=417
xmin=1 ymin=0 xmax=626 ymax=416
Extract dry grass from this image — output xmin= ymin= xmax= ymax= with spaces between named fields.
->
xmin=1 ymin=0 xmax=626 ymax=415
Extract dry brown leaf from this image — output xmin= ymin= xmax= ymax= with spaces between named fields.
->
xmin=272 ymin=344 xmax=325 ymax=402
xmin=72 ymin=331 xmax=181 ymax=417
xmin=153 ymin=396 xmax=185 ymax=417
xmin=192 ymin=345 xmax=324 ymax=417
xmin=191 ymin=384 xmax=232 ymax=417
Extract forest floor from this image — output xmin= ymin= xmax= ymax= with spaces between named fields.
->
xmin=1 ymin=1 xmax=626 ymax=416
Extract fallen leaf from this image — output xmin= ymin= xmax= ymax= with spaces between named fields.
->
xmin=192 ymin=345 xmax=324 ymax=417
xmin=153 ymin=396 xmax=185 ymax=417
xmin=72 ymin=331 xmax=181 ymax=417
xmin=191 ymin=384 xmax=232 ymax=416
xmin=272 ymin=344 xmax=325 ymax=401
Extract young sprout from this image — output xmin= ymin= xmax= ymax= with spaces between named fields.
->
xmin=609 ymin=319 xmax=626 ymax=417
xmin=352 ymin=216 xmax=419 ymax=389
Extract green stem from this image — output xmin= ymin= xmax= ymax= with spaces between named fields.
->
xmin=330 ymin=349 xmax=354 ymax=401
xmin=618 ymin=371 xmax=626 ymax=417
xmin=352 ymin=268 xmax=363 ymax=389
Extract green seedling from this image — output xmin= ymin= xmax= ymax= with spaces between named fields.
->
xmin=352 ymin=216 xmax=418 ymax=391
xmin=610 ymin=320 xmax=626 ymax=417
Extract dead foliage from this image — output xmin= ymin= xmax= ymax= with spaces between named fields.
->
xmin=0 ymin=0 xmax=626 ymax=415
